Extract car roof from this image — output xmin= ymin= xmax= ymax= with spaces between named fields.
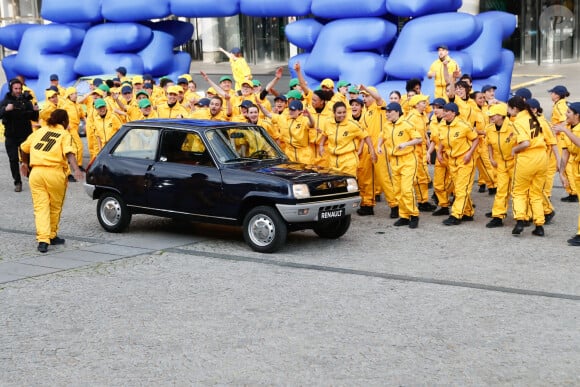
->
xmin=125 ymin=119 xmax=256 ymax=130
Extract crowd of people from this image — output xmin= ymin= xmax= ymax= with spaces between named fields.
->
xmin=1 ymin=45 xmax=580 ymax=251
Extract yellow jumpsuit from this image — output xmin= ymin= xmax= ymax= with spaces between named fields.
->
xmin=537 ymin=114 xmax=558 ymax=215
xmin=60 ymin=98 xmax=85 ymax=168
xmin=319 ymin=117 xmax=367 ymax=176
xmin=486 ymin=119 xmax=516 ymax=218
xmin=271 ymin=114 xmax=314 ymax=164
xmin=439 ymin=117 xmax=478 ymax=219
xmin=156 ymin=102 xmax=189 ymax=119
xmin=429 ymin=115 xmax=453 ymax=207
xmin=552 ymin=98 xmax=577 ymax=196
xmin=90 ymin=111 xmax=123 ymax=154
xmin=380 ymin=117 xmax=422 ymax=219
xmin=512 ymin=110 xmax=548 ymax=226
xmin=20 ymin=124 xmax=75 ymax=244
xmin=230 ymin=56 xmax=252 ymax=91
xmin=405 ymin=108 xmax=431 ymax=204
xmin=473 ymin=106 xmax=497 ymax=189
xmin=428 ymin=56 xmax=460 ymax=99
xmin=562 ymin=123 xmax=580 ymax=233
xmin=308 ymin=103 xmax=333 ymax=167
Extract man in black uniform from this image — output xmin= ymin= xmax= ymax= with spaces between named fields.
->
xmin=0 ymin=78 xmax=39 ymax=192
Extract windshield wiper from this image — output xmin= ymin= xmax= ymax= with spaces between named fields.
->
xmin=224 ymin=157 xmax=256 ymax=163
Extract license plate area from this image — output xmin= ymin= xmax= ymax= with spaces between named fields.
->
xmin=318 ymin=207 xmax=345 ymax=221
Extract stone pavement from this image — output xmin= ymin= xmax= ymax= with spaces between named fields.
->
xmin=1 ymin=62 xmax=579 ymax=384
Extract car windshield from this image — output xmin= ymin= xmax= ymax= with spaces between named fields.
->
xmin=206 ymin=126 xmax=286 ymax=163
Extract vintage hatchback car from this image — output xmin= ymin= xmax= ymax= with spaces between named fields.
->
xmin=84 ymin=119 xmax=361 ymax=253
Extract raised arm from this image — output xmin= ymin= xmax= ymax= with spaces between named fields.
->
xmin=200 ymin=71 xmax=227 ymax=98
xmin=293 ymin=61 xmax=311 ymax=95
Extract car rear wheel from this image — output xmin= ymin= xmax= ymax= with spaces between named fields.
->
xmin=243 ymin=206 xmax=287 ymax=253
xmin=97 ymin=192 xmax=132 ymax=233
xmin=313 ymin=215 xmax=351 ymax=239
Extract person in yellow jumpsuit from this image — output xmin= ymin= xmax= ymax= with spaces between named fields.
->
xmin=484 ymin=104 xmax=516 ymax=228
xmin=427 ymin=98 xmax=454 ymax=216
xmin=472 ymin=90 xmax=497 ymax=195
xmin=260 ymin=100 xmax=315 ymax=164
xmin=437 ymin=102 xmax=479 ymax=225
xmin=19 ymin=109 xmax=84 ymax=253
xmin=219 ymin=47 xmax=252 ymax=91
xmin=553 ymin=101 xmax=580 ymax=246
xmin=377 ymin=102 xmax=423 ymax=228
xmin=91 ymin=98 xmax=123 ymax=154
xmin=157 ymin=85 xmax=189 ymax=118
xmin=508 ymin=96 xmax=548 ymax=237
xmin=427 ymin=45 xmax=461 ymax=99
xmin=405 ymin=94 xmax=436 ymax=212
xmin=550 ymin=85 xmax=578 ymax=202
xmin=39 ymin=90 xmax=61 ymax=125
xmin=318 ymin=101 xmax=376 ymax=176
xmin=60 ymin=86 xmax=86 ymax=179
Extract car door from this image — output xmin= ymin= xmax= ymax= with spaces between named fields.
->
xmin=108 ymin=127 xmax=160 ymax=208
xmin=145 ymin=130 xmax=227 ymax=219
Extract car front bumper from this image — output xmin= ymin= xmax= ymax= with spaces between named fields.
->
xmin=84 ymin=183 xmax=95 ymax=199
xmin=276 ymin=196 xmax=361 ymax=223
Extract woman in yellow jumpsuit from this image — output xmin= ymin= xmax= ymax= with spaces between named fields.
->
xmin=19 ymin=109 xmax=84 ymax=253
xmin=553 ymin=101 xmax=580 ymax=246
xmin=318 ymin=101 xmax=376 ymax=177
xmin=508 ymin=96 xmax=548 ymax=236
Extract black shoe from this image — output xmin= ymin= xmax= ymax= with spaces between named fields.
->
xmin=544 ymin=211 xmax=555 ymax=224
xmin=389 ymin=206 xmax=399 ymax=219
xmin=409 ymin=216 xmax=419 ymax=229
xmin=532 ymin=225 xmax=544 ymax=236
xmin=357 ymin=206 xmax=374 ymax=216
xmin=486 ymin=217 xmax=503 ymax=228
xmin=418 ymin=202 xmax=437 ymax=212
xmin=14 ymin=183 xmax=22 ymax=192
xmin=79 ymin=166 xmax=86 ymax=172
xmin=375 ymin=194 xmax=381 ymax=202
xmin=461 ymin=215 xmax=474 ymax=221
xmin=443 ymin=216 xmax=461 ymax=226
xmin=393 ymin=218 xmax=410 ymax=226
xmin=561 ymin=194 xmax=579 ymax=202
xmin=567 ymin=235 xmax=580 ymax=246
xmin=432 ymin=207 xmax=450 ymax=216
xmin=488 ymin=187 xmax=497 ymax=195
xmin=485 ymin=212 xmax=492 ymax=218
xmin=67 ymin=174 xmax=77 ymax=182
xmin=38 ymin=242 xmax=48 ymax=253
xmin=512 ymin=220 xmax=524 ymax=235
xmin=523 ymin=220 xmax=532 ymax=227
xmin=478 ymin=184 xmax=486 ymax=193
xmin=50 ymin=236 xmax=65 ymax=245
xmin=431 ymin=193 xmax=439 ymax=205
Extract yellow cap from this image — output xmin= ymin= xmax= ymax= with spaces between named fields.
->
xmin=167 ymin=85 xmax=182 ymax=95
xmin=65 ymin=87 xmax=77 ymax=97
xmin=179 ymin=74 xmax=193 ymax=82
xmin=320 ymin=78 xmax=334 ymax=89
xmin=92 ymin=88 xmax=105 ymax=97
xmin=45 ymin=90 xmax=58 ymax=99
xmin=360 ymin=86 xmax=378 ymax=95
xmin=487 ymin=103 xmax=507 ymax=116
xmin=409 ymin=94 xmax=429 ymax=107
xmin=132 ymin=75 xmax=144 ymax=84
xmin=206 ymin=87 xmax=217 ymax=95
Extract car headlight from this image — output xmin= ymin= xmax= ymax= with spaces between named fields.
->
xmin=292 ymin=184 xmax=310 ymax=199
xmin=346 ymin=178 xmax=358 ymax=192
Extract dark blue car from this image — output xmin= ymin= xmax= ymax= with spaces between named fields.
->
xmin=84 ymin=119 xmax=361 ymax=253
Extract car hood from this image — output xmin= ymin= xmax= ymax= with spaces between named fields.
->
xmin=245 ymin=162 xmax=350 ymax=182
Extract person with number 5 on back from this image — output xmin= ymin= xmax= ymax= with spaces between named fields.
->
xmin=19 ymin=109 xmax=84 ymax=253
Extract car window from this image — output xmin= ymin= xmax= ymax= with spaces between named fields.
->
xmin=206 ymin=126 xmax=285 ymax=163
xmin=112 ymin=128 xmax=159 ymax=160
xmin=159 ymin=130 xmax=213 ymax=166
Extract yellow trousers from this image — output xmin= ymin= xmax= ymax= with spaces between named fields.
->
xmin=29 ymin=166 xmax=67 ymax=243
xmin=285 ymin=145 xmax=313 ymax=165
xmin=413 ymin=147 xmax=431 ymax=203
xmin=491 ymin=160 xmax=515 ymax=218
xmin=357 ymin=150 xmax=397 ymax=208
xmin=449 ymin=155 xmax=476 ymax=219
xmin=433 ymin=157 xmax=454 ymax=207
xmin=475 ymin=140 xmax=497 ymax=188
xmin=542 ymin=149 xmax=558 ymax=214
xmin=328 ymin=151 xmax=358 ymax=177
xmin=391 ymin=153 xmax=419 ymax=218
xmin=70 ymin=129 xmax=84 ymax=167
xmin=571 ymin=161 xmax=580 ymax=234
xmin=512 ymin=150 xmax=548 ymax=225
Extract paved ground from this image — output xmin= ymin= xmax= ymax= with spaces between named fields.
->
xmin=0 ymin=63 xmax=579 ymax=385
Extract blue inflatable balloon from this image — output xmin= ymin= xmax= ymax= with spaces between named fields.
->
xmin=311 ymin=0 xmax=387 ymax=18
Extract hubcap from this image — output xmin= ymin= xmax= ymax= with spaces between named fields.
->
xmin=100 ymin=197 xmax=122 ymax=227
xmin=248 ymin=214 xmax=275 ymax=247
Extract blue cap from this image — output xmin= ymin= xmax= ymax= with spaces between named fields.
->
xmin=527 ymin=98 xmax=540 ymax=110
xmin=481 ymin=84 xmax=497 ymax=93
xmin=121 ymin=85 xmax=133 ymax=94
xmin=567 ymin=102 xmax=580 ymax=114
xmin=196 ymin=98 xmax=210 ymax=107
xmin=548 ymin=85 xmax=568 ymax=97
xmin=514 ymin=88 xmax=532 ymax=100
xmin=49 ymin=74 xmax=59 ymax=81
xmin=115 ymin=66 xmax=127 ymax=76
xmin=47 ymin=85 xmax=59 ymax=92
xmin=92 ymin=78 xmax=103 ymax=87
xmin=382 ymin=102 xmax=403 ymax=113
xmin=274 ymin=95 xmax=287 ymax=102
xmin=443 ymin=102 xmax=459 ymax=114
xmin=230 ymin=47 xmax=241 ymax=54
xmin=143 ymin=74 xmax=153 ymax=81
xmin=289 ymin=100 xmax=303 ymax=111
xmin=349 ymin=97 xmax=364 ymax=106
xmin=177 ymin=77 xmax=188 ymax=84
xmin=239 ymin=100 xmax=254 ymax=109
xmin=430 ymin=98 xmax=447 ymax=107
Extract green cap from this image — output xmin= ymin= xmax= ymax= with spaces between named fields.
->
xmin=138 ymin=98 xmax=151 ymax=109
xmin=98 ymin=84 xmax=110 ymax=93
xmin=136 ymin=90 xmax=149 ymax=98
xmin=337 ymin=80 xmax=351 ymax=88
xmin=94 ymin=98 xmax=107 ymax=109
xmin=348 ymin=86 xmax=359 ymax=94
xmin=219 ymin=75 xmax=233 ymax=83
xmin=252 ymin=79 xmax=261 ymax=87
xmin=289 ymin=78 xmax=299 ymax=88
xmin=285 ymin=90 xmax=303 ymax=100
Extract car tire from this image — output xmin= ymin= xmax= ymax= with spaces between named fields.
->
xmin=97 ymin=192 xmax=132 ymax=233
xmin=313 ymin=215 xmax=351 ymax=239
xmin=243 ymin=206 xmax=287 ymax=253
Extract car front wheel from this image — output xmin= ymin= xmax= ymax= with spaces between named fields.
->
xmin=313 ymin=215 xmax=351 ymax=239
xmin=243 ymin=206 xmax=287 ymax=253
xmin=97 ymin=192 xmax=132 ymax=233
